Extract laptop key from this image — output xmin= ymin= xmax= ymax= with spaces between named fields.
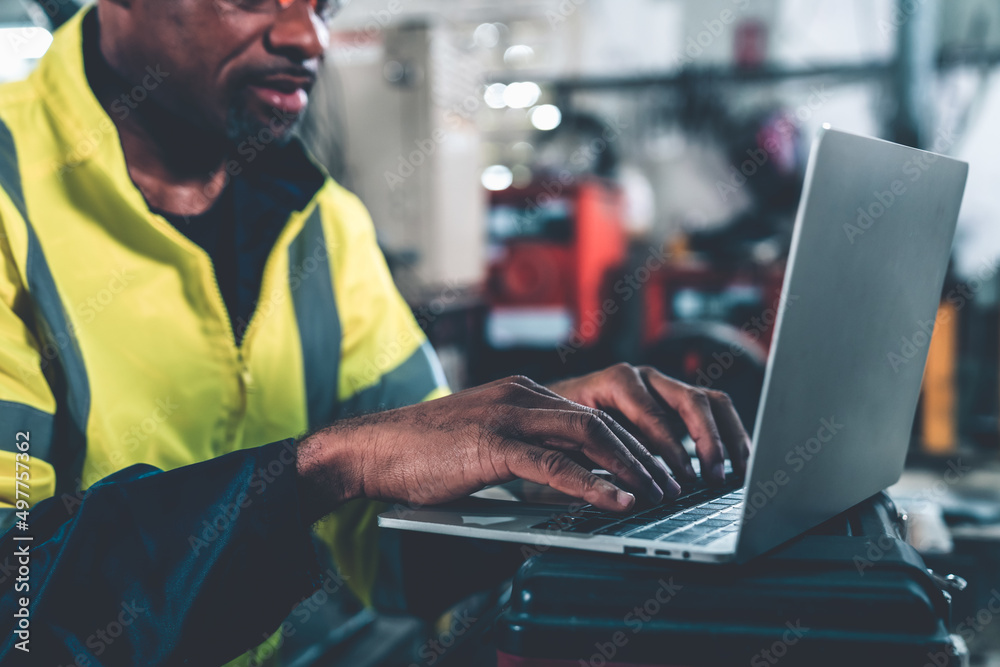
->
xmin=630 ymin=525 xmax=683 ymax=540
xmin=681 ymin=507 xmax=715 ymax=516
xmin=671 ymin=515 xmax=705 ymax=525
xmin=646 ymin=520 xmax=690 ymax=534
xmin=628 ymin=518 xmax=693 ymax=539
xmin=565 ymin=518 xmax=618 ymax=533
xmin=595 ymin=523 xmax=643 ymax=537
xmin=660 ymin=529 xmax=711 ymax=544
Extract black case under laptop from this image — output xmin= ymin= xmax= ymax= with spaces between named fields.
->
xmin=495 ymin=493 xmax=967 ymax=667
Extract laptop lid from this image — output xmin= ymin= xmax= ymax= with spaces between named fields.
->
xmin=734 ymin=128 xmax=968 ymax=561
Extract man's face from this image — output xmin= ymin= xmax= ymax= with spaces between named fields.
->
xmin=101 ymin=0 xmax=333 ymax=145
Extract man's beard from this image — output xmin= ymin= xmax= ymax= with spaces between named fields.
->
xmin=224 ymin=103 xmax=302 ymax=150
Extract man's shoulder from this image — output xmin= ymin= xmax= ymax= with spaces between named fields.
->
xmin=312 ymin=177 xmax=378 ymax=244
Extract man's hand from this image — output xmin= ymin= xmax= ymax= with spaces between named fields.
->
xmin=296 ymin=375 xmax=681 ymax=522
xmin=548 ymin=363 xmax=752 ymax=485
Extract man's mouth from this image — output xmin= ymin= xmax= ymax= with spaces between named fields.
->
xmin=246 ymin=74 xmax=315 ymax=116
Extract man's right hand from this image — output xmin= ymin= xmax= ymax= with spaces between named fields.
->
xmin=295 ymin=376 xmax=681 ymax=523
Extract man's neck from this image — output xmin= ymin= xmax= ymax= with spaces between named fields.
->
xmin=83 ymin=12 xmax=230 ymax=216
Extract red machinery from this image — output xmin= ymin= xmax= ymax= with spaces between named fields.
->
xmin=485 ymin=178 xmax=627 ymax=350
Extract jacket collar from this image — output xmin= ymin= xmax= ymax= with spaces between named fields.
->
xmin=33 ymin=6 xmax=124 ymax=175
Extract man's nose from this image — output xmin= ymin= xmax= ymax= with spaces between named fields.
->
xmin=267 ymin=1 xmax=328 ymax=62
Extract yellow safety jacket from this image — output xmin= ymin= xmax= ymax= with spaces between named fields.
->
xmin=0 ymin=6 xmax=448 ymax=658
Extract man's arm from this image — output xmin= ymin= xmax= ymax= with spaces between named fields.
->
xmin=0 ymin=440 xmax=324 ymax=665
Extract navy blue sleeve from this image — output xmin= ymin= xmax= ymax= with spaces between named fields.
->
xmin=0 ymin=438 xmax=324 ymax=666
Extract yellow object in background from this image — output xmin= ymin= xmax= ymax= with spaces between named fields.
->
xmin=922 ymin=302 xmax=958 ymax=455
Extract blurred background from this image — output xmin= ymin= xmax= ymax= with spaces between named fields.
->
xmin=7 ymin=0 xmax=1000 ymax=664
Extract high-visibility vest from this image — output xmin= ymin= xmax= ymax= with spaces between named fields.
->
xmin=0 ymin=6 xmax=448 ymax=636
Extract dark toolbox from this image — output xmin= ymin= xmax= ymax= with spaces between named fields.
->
xmin=496 ymin=493 xmax=968 ymax=667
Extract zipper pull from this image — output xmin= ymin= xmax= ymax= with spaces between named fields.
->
xmin=237 ymin=353 xmax=255 ymax=394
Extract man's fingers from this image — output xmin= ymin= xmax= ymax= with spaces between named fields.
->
xmin=503 ymin=444 xmax=636 ymax=512
xmin=595 ymin=408 xmax=682 ymax=499
xmin=639 ymin=367 xmax=727 ymax=484
xmin=707 ymin=390 xmax=752 ymax=477
xmin=491 ymin=379 xmax=676 ymax=500
xmin=513 ymin=409 xmax=665 ymax=503
xmin=599 ymin=366 xmax=697 ymax=483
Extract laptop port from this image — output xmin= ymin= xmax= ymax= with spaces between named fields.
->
xmin=624 ymin=546 xmax=646 ymax=555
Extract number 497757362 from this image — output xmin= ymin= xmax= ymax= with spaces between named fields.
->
xmin=14 ymin=432 xmax=30 ymax=504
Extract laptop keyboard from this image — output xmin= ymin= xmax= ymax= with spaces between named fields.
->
xmin=530 ymin=477 xmax=744 ymax=547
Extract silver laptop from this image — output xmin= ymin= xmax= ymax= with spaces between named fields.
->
xmin=379 ymin=127 xmax=969 ymax=564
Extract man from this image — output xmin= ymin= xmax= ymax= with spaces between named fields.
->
xmin=0 ymin=0 xmax=751 ymax=664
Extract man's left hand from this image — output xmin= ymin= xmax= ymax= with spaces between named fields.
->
xmin=548 ymin=363 xmax=752 ymax=485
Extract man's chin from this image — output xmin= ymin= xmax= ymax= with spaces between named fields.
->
xmin=225 ymin=104 xmax=302 ymax=150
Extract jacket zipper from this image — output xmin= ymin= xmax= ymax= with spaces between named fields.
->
xmin=146 ymin=204 xmax=312 ymax=444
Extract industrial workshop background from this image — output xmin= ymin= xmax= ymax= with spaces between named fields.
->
xmin=4 ymin=0 xmax=1000 ymax=665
